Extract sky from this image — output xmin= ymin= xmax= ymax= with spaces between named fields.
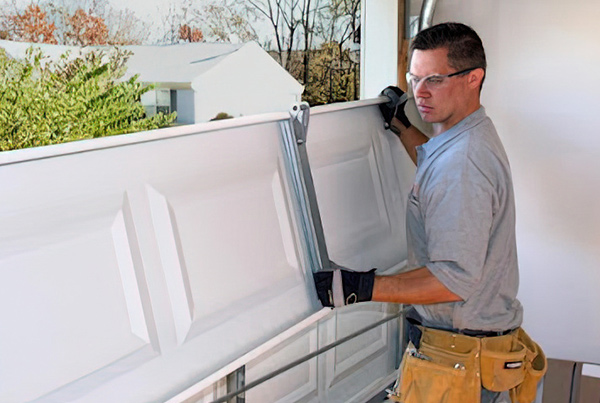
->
xmin=112 ymin=0 xmax=166 ymax=16
xmin=112 ymin=0 xmax=191 ymax=42
xmin=110 ymin=0 xmax=183 ymax=25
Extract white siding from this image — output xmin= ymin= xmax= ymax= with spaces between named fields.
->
xmin=192 ymin=43 xmax=303 ymax=122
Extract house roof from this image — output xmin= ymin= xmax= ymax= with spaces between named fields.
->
xmin=121 ymin=43 xmax=245 ymax=84
xmin=0 ymin=40 xmax=251 ymax=88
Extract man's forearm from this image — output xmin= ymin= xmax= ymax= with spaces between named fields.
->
xmin=371 ymin=267 xmax=463 ymax=304
xmin=390 ymin=117 xmax=429 ymax=165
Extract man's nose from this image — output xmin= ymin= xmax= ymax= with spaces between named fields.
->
xmin=413 ymin=81 xmax=430 ymax=98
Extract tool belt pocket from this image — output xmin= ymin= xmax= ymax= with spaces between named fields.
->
xmin=396 ymin=330 xmax=480 ymax=403
xmin=512 ymin=328 xmax=547 ymax=403
xmin=398 ymin=347 xmax=474 ymax=403
xmin=480 ymin=333 xmax=526 ymax=392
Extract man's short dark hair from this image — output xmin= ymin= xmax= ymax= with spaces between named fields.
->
xmin=410 ymin=22 xmax=487 ymax=86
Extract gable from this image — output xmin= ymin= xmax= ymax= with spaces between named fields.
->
xmin=191 ymin=42 xmax=304 ymax=95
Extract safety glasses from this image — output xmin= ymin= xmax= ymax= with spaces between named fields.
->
xmin=407 ymin=67 xmax=478 ymax=90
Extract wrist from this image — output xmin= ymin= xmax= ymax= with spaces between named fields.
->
xmin=390 ymin=117 xmax=409 ymax=136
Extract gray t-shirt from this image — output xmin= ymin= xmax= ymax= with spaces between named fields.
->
xmin=406 ymin=107 xmax=523 ymax=331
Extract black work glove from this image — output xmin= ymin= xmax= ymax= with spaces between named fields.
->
xmin=313 ymin=262 xmax=376 ymax=308
xmin=378 ymin=86 xmax=411 ymax=130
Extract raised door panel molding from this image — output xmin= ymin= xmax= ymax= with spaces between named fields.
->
xmin=333 ymin=306 xmax=389 ymax=375
xmin=0 ymin=161 xmax=155 ymax=402
xmin=319 ymin=303 xmax=398 ymax=401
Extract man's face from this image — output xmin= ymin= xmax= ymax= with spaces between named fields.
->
xmin=409 ymin=48 xmax=478 ymax=135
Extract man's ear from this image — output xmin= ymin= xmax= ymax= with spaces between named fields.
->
xmin=468 ymin=68 xmax=485 ymax=89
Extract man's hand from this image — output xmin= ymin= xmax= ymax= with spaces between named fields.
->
xmin=313 ymin=262 xmax=376 ymax=308
xmin=379 ymin=86 xmax=411 ymax=131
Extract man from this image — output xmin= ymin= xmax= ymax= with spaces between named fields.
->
xmin=314 ymin=23 xmax=545 ymax=402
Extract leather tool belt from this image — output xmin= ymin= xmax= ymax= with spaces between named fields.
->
xmin=387 ymin=325 xmax=547 ymax=403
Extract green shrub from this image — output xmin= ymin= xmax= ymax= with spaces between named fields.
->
xmin=0 ymin=46 xmax=176 ymax=151
xmin=210 ymin=112 xmax=234 ymax=121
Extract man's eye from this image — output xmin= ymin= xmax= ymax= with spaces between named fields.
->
xmin=426 ymin=76 xmax=444 ymax=85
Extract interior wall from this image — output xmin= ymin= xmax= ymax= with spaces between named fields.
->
xmin=427 ymin=0 xmax=600 ymax=363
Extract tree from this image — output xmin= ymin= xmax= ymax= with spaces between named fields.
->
xmin=246 ymin=0 xmax=304 ymax=70
xmin=316 ymin=0 xmax=361 ymax=100
xmin=0 ymin=1 xmax=148 ymax=45
xmin=300 ymin=0 xmax=325 ymax=84
xmin=198 ymin=1 xmax=258 ymax=43
xmin=7 ymin=4 xmax=58 ymax=44
xmin=315 ymin=0 xmax=360 ymax=47
xmin=104 ymin=8 xmax=148 ymax=45
xmin=65 ymin=8 xmax=108 ymax=45
xmin=0 ymin=46 xmax=175 ymax=151
xmin=242 ymin=0 xmax=360 ymax=104
xmin=179 ymin=24 xmax=203 ymax=42
xmin=46 ymin=0 xmax=148 ymax=45
xmin=299 ymin=41 xmax=358 ymax=105
xmin=158 ymin=0 xmax=197 ymax=44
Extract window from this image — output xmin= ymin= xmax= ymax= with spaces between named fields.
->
xmin=142 ymin=89 xmax=173 ymax=117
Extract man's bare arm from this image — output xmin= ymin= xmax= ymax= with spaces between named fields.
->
xmin=313 ymin=266 xmax=462 ymax=308
xmin=372 ymin=267 xmax=463 ymax=304
xmin=390 ymin=117 xmax=429 ymax=165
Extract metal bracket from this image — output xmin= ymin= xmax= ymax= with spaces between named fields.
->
xmin=290 ymin=102 xmax=310 ymax=145
xmin=289 ymin=103 xmax=330 ymax=272
xmin=279 ymin=103 xmax=331 ymax=273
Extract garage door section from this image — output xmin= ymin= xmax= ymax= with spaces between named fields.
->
xmin=0 ymin=115 xmax=322 ymax=403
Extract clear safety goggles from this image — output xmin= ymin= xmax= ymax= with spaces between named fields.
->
xmin=406 ymin=67 xmax=478 ymax=91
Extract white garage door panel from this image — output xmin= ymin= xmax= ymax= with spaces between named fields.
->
xmin=0 ymin=115 xmax=320 ymax=402
xmin=307 ymin=102 xmax=412 ymax=271
xmin=322 ymin=304 xmax=398 ymax=400
xmin=246 ymin=327 xmax=318 ymax=403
